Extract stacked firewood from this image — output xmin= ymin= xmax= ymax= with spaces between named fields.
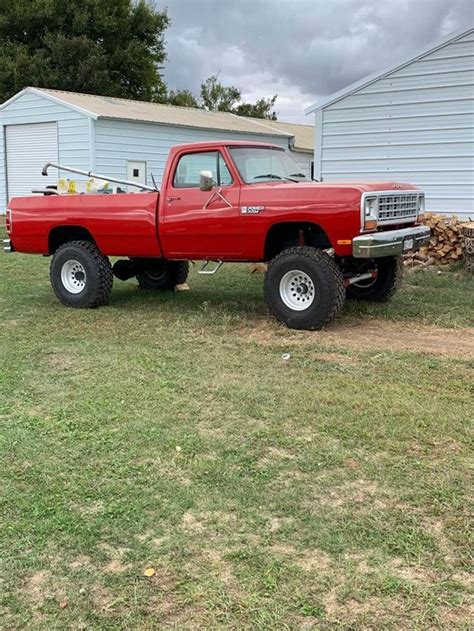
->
xmin=404 ymin=213 xmax=466 ymax=268
xmin=460 ymin=222 xmax=474 ymax=272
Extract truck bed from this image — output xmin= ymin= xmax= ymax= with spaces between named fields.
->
xmin=8 ymin=192 xmax=162 ymax=257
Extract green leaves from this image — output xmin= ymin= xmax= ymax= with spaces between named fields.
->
xmin=199 ymin=74 xmax=278 ymax=119
xmin=0 ymin=0 xmax=170 ymax=103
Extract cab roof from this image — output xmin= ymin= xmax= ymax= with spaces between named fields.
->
xmin=170 ymin=140 xmax=284 ymax=153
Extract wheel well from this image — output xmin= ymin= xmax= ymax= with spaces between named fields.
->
xmin=264 ymin=222 xmax=332 ymax=261
xmin=48 ymin=226 xmax=95 ymax=254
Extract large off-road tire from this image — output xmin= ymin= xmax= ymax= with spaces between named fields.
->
xmin=346 ymin=256 xmax=403 ymax=301
xmin=50 ymin=240 xmax=113 ymax=308
xmin=136 ymin=260 xmax=189 ymax=290
xmin=264 ymin=246 xmax=345 ymax=330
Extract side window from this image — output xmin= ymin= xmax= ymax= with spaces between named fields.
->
xmin=218 ymin=154 xmax=232 ymax=186
xmin=173 ymin=151 xmax=233 ymax=188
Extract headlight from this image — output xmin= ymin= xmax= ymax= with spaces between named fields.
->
xmin=417 ymin=193 xmax=425 ymax=222
xmin=363 ymin=195 xmax=378 ymax=231
xmin=364 ymin=196 xmax=377 ymax=216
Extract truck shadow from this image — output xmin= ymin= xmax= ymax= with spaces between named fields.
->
xmin=108 ymin=281 xmax=266 ymax=319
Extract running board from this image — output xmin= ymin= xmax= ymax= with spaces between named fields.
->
xmin=198 ymin=260 xmax=224 ymax=275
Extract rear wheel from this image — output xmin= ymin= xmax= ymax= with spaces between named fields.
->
xmin=50 ymin=240 xmax=113 ymax=308
xmin=136 ymin=260 xmax=189 ymax=290
xmin=346 ymin=256 xmax=403 ymax=301
xmin=264 ymin=246 xmax=345 ymax=330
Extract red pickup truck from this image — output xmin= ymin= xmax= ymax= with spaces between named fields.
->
xmin=4 ymin=140 xmax=429 ymax=330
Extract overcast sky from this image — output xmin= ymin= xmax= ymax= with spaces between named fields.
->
xmin=158 ymin=0 xmax=473 ymax=123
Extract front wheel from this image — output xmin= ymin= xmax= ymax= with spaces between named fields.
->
xmin=346 ymin=256 xmax=403 ymax=301
xmin=50 ymin=240 xmax=113 ymax=308
xmin=264 ymin=246 xmax=345 ymax=330
xmin=136 ymin=260 xmax=189 ymax=290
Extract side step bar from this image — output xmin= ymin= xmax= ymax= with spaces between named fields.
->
xmin=198 ymin=260 xmax=224 ymax=275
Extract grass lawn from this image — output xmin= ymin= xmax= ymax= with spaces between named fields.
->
xmin=1 ymin=244 xmax=473 ymax=629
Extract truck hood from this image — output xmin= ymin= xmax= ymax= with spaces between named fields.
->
xmin=259 ymin=181 xmax=420 ymax=193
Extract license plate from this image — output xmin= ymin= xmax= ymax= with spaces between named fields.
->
xmin=403 ymin=237 xmax=414 ymax=252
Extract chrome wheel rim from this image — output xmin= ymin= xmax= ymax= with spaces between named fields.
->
xmin=279 ymin=270 xmax=315 ymax=311
xmin=61 ymin=259 xmax=87 ymax=294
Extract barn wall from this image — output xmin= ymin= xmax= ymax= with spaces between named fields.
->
xmin=317 ymin=29 xmax=474 ymax=218
xmin=0 ymin=91 xmax=91 ymax=212
xmin=93 ymin=119 xmax=292 ymax=186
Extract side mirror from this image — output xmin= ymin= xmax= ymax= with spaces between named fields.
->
xmin=199 ymin=170 xmax=214 ymax=192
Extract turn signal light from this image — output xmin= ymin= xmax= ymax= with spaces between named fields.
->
xmin=364 ymin=219 xmax=377 ymax=231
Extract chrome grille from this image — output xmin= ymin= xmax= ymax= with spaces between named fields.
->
xmin=377 ymin=193 xmax=418 ymax=223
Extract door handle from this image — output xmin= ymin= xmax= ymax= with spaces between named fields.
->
xmin=166 ymin=196 xmax=181 ymax=202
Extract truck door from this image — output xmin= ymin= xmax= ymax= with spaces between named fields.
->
xmin=160 ymin=149 xmax=241 ymax=259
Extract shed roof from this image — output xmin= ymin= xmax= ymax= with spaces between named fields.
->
xmin=244 ymin=118 xmax=314 ymax=152
xmin=305 ymin=25 xmax=474 ymax=115
xmin=1 ymin=87 xmax=294 ymax=138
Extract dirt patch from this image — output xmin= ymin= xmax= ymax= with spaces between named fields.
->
xmin=266 ymin=446 xmax=296 ymax=460
xmin=104 ymin=559 xmax=130 ymax=574
xmin=323 ymin=589 xmax=404 ymax=625
xmin=24 ymin=570 xmax=51 ymax=605
xmin=181 ymin=511 xmax=205 ymax=533
xmin=74 ymin=500 xmax=104 ymax=517
xmin=241 ymin=319 xmax=474 ymax=359
xmin=269 ymin=545 xmax=335 ymax=575
xmin=204 ymin=549 xmax=234 ymax=586
xmin=92 ymin=585 xmax=115 ymax=612
xmin=43 ymin=351 xmax=81 ymax=371
xmin=69 ymin=554 xmax=93 ymax=570
xmin=98 ymin=543 xmax=131 ymax=574
xmin=316 ymin=479 xmax=388 ymax=510
xmin=312 ymin=351 xmax=360 ymax=365
xmin=269 ymin=543 xmax=297 ymax=556
xmin=295 ymin=549 xmax=332 ymax=572
xmin=267 ymin=516 xmax=295 ymax=533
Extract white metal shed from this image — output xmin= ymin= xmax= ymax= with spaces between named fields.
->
xmin=305 ymin=26 xmax=474 ymax=219
xmin=0 ymin=87 xmax=314 ymax=213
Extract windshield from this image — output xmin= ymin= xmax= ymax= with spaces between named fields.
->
xmin=228 ymin=147 xmax=309 ymax=184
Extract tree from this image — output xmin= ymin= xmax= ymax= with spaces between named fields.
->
xmin=200 ymin=75 xmax=241 ymax=113
xmin=0 ymin=0 xmax=170 ymax=103
xmin=234 ymin=96 xmax=278 ymax=120
xmin=167 ymin=89 xmax=199 ymax=108
xmin=198 ymin=74 xmax=277 ymax=119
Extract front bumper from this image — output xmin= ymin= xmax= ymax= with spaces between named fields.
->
xmin=352 ymin=225 xmax=430 ymax=258
xmin=3 ymin=239 xmax=12 ymax=253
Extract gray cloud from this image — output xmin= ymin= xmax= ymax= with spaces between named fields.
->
xmin=158 ymin=0 xmax=474 ymax=121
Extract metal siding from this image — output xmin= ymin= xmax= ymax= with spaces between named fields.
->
xmin=94 ymin=119 xmax=291 ymax=186
xmin=0 ymin=91 xmax=91 ymax=212
xmin=0 ymin=126 xmax=4 ymax=213
xmin=318 ymin=33 xmax=474 ymax=218
xmin=288 ymin=150 xmax=312 ymax=177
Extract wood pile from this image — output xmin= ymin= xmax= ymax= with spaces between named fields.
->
xmin=404 ymin=213 xmax=465 ymax=268
xmin=460 ymin=222 xmax=474 ymax=273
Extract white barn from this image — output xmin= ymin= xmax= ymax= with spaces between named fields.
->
xmin=0 ymin=87 xmax=313 ymax=213
xmin=306 ymin=26 xmax=474 ymax=219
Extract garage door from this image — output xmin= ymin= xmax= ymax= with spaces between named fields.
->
xmin=6 ymin=122 xmax=58 ymax=201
